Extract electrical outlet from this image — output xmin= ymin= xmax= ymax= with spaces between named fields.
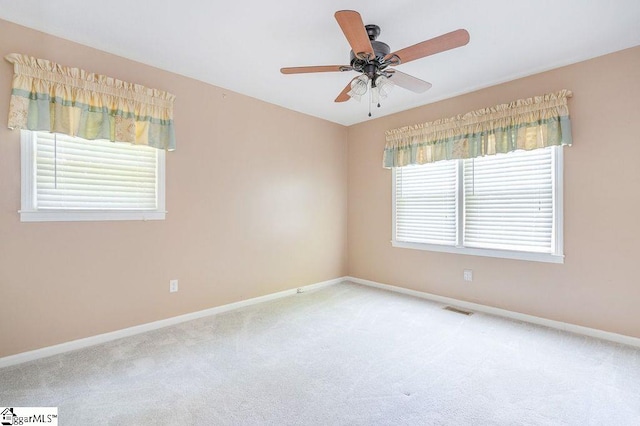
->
xmin=169 ymin=279 xmax=179 ymax=293
xmin=463 ymin=269 xmax=473 ymax=282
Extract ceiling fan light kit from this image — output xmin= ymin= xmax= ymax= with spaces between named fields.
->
xmin=347 ymin=75 xmax=369 ymax=101
xmin=280 ymin=10 xmax=470 ymax=116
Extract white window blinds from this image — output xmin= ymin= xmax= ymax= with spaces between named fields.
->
xmin=34 ymin=132 xmax=158 ymax=210
xmin=392 ymin=147 xmax=561 ymax=262
xmin=463 ymin=148 xmax=554 ymax=253
xmin=394 ymin=160 xmax=457 ymax=245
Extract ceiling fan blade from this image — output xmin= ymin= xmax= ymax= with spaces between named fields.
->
xmin=386 ymin=29 xmax=470 ymax=64
xmin=335 ymin=77 xmax=358 ymax=102
xmin=281 ymin=65 xmax=353 ymax=74
xmin=386 ymin=70 xmax=432 ymax=93
xmin=335 ymin=10 xmax=375 ymax=60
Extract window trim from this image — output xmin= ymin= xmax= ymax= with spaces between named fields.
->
xmin=19 ymin=130 xmax=167 ymax=222
xmin=391 ymin=147 xmax=564 ymax=264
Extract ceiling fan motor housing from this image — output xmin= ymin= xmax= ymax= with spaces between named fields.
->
xmin=350 ymin=30 xmax=391 ymax=70
xmin=350 ymin=40 xmax=390 ymax=74
xmin=349 ymin=40 xmax=390 ymax=62
xmin=350 ymin=25 xmax=391 ymax=79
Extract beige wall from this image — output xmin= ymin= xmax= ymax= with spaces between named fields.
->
xmin=2 ymin=18 xmax=639 ymax=359
xmin=348 ymin=46 xmax=640 ymax=339
xmin=0 ymin=20 xmax=348 ymax=357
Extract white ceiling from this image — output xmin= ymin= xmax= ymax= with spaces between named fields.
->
xmin=1 ymin=0 xmax=639 ymax=126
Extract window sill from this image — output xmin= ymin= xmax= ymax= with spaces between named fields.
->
xmin=392 ymin=240 xmax=564 ymax=264
xmin=19 ymin=210 xmax=167 ymax=222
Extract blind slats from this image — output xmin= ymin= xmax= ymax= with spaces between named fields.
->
xmin=463 ymin=148 xmax=554 ymax=252
xmin=34 ymin=132 xmax=158 ymax=210
xmin=395 ymin=160 xmax=458 ymax=245
xmin=394 ymin=147 xmax=556 ymax=254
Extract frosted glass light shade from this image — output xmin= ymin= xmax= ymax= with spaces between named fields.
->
xmin=350 ymin=75 xmax=369 ymax=96
xmin=376 ymin=75 xmax=394 ymax=99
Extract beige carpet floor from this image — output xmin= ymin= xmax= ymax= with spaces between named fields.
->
xmin=1 ymin=281 xmax=639 ymax=425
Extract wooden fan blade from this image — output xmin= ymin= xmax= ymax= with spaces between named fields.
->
xmin=386 ymin=29 xmax=470 ymax=64
xmin=335 ymin=10 xmax=375 ymax=60
xmin=335 ymin=77 xmax=358 ymax=102
xmin=281 ymin=65 xmax=352 ymax=74
xmin=386 ymin=70 xmax=432 ymax=93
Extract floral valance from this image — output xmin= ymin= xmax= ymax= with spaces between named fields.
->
xmin=5 ymin=53 xmax=176 ymax=151
xmin=383 ymin=89 xmax=572 ymax=168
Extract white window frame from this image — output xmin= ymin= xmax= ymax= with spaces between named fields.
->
xmin=20 ymin=130 xmax=167 ymax=222
xmin=392 ymin=147 xmax=564 ymax=264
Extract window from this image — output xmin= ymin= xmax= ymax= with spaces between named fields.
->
xmin=393 ymin=147 xmax=563 ymax=263
xmin=20 ymin=131 xmax=166 ymax=222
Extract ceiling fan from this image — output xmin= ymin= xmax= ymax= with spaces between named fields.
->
xmin=281 ymin=10 xmax=470 ymax=114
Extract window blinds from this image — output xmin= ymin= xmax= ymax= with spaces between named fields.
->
xmin=463 ymin=148 xmax=554 ymax=253
xmin=395 ymin=160 xmax=458 ymax=245
xmin=34 ymin=132 xmax=158 ymax=210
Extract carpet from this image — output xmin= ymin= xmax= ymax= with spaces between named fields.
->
xmin=1 ymin=281 xmax=639 ymax=425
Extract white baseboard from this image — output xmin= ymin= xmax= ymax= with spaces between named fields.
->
xmin=346 ymin=276 xmax=640 ymax=349
xmin=4 ymin=275 xmax=637 ymax=369
xmin=0 ymin=277 xmax=345 ymax=369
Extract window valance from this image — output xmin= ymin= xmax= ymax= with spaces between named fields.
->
xmin=383 ymin=89 xmax=572 ymax=168
xmin=5 ymin=53 xmax=176 ymax=151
